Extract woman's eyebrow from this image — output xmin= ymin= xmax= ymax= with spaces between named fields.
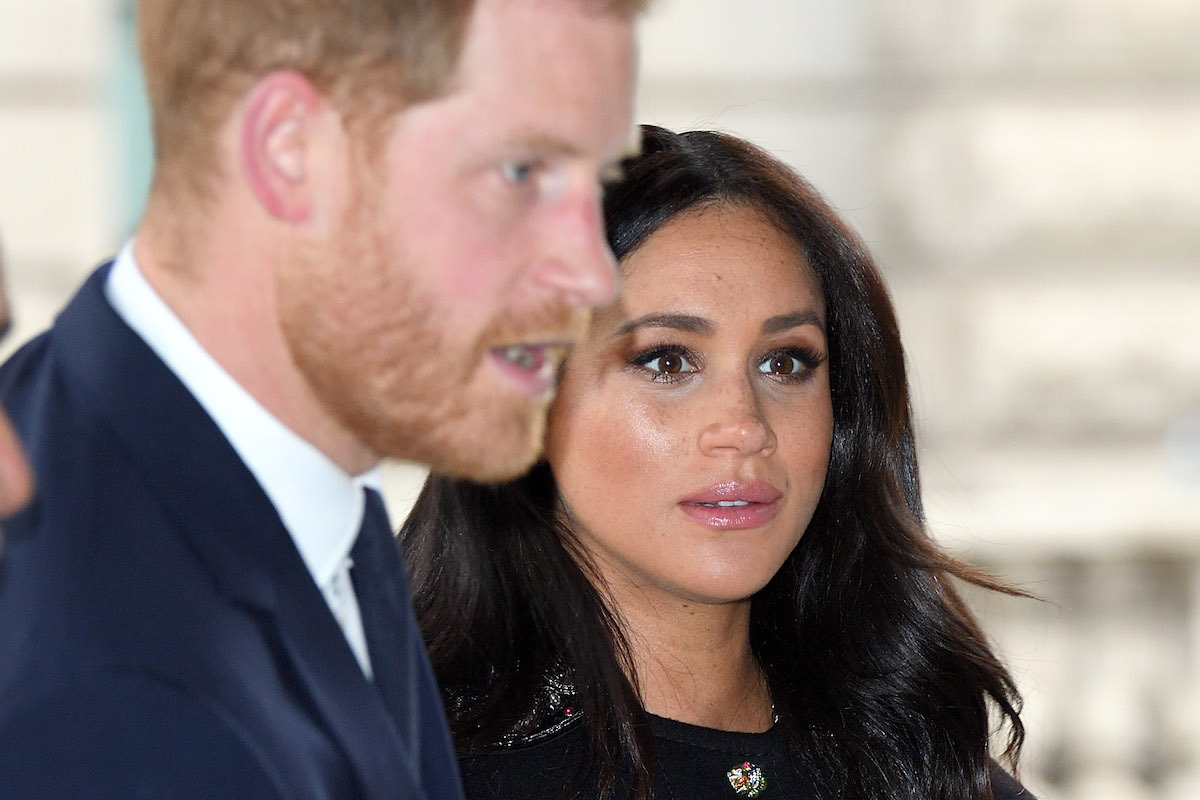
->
xmin=761 ymin=310 xmax=825 ymax=336
xmin=613 ymin=313 xmax=714 ymax=337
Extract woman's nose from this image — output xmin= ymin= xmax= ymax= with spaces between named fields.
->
xmin=696 ymin=381 xmax=776 ymax=458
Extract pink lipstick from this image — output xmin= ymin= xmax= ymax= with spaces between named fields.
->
xmin=678 ymin=480 xmax=783 ymax=530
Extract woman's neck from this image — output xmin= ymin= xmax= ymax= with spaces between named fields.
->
xmin=613 ymin=590 xmax=774 ymax=733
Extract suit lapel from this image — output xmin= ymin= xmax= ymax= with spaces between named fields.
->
xmin=52 ymin=265 xmax=425 ymax=799
xmin=267 ymin=548 xmax=423 ymax=797
xmin=352 ymin=489 xmax=425 ymax=743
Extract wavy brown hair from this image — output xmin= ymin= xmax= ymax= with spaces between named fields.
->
xmin=402 ymin=124 xmax=1025 ymax=800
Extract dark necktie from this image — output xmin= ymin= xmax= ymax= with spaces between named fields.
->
xmin=350 ymin=487 xmax=409 ymax=729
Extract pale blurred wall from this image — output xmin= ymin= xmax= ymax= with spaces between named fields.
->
xmin=2 ymin=2 xmax=1198 ymax=799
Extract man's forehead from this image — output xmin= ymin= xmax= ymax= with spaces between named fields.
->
xmin=390 ymin=0 xmax=637 ymax=164
xmin=453 ymin=0 xmax=635 ymax=82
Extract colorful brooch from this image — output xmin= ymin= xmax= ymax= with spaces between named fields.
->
xmin=727 ymin=761 xmax=767 ymax=797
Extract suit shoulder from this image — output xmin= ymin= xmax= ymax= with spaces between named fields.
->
xmin=0 ymin=669 xmax=287 ymax=800
xmin=0 ymin=329 xmax=54 ymax=396
xmin=0 ymin=324 xmax=91 ymax=448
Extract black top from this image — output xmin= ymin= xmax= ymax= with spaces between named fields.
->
xmin=461 ymin=714 xmax=1034 ymax=800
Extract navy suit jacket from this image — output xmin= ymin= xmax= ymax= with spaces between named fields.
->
xmin=0 ymin=264 xmax=464 ymax=800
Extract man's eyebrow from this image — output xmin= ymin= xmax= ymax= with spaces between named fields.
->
xmin=501 ymin=133 xmax=583 ymax=158
xmin=761 ymin=310 xmax=825 ymax=336
xmin=614 ymin=313 xmax=714 ymax=337
xmin=501 ymin=131 xmax=641 ymax=167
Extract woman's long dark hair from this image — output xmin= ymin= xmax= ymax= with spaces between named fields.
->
xmin=401 ymin=125 xmax=1025 ymax=800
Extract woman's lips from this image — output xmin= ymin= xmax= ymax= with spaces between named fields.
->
xmin=678 ymin=480 xmax=783 ymax=530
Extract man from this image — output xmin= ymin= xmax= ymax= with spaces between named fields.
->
xmin=0 ymin=0 xmax=641 ymax=797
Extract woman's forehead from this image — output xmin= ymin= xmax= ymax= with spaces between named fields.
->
xmin=617 ymin=205 xmax=822 ymax=314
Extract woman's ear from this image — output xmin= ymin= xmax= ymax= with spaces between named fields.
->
xmin=239 ymin=71 xmax=321 ymax=222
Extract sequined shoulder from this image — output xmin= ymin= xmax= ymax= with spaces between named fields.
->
xmin=481 ymin=668 xmax=583 ymax=747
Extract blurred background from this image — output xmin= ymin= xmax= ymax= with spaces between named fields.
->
xmin=1 ymin=1 xmax=1197 ymax=797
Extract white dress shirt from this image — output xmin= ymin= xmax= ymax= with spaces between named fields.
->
xmin=105 ymin=241 xmax=375 ymax=677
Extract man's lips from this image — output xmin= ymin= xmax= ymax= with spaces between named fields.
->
xmin=495 ymin=343 xmax=546 ymax=372
xmin=678 ymin=481 xmax=784 ymax=530
xmin=489 ymin=341 xmax=569 ymax=394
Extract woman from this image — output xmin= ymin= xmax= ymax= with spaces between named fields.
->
xmin=401 ymin=125 xmax=1033 ymax=800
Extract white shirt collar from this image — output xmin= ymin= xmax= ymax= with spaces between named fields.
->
xmin=104 ymin=241 xmax=377 ymax=588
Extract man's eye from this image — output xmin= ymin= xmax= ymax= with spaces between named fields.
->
xmin=501 ymin=162 xmax=536 ymax=185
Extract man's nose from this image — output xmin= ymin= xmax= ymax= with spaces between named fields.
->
xmin=530 ymin=188 xmax=619 ymax=309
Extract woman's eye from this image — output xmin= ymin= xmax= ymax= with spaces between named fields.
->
xmin=758 ymin=352 xmax=805 ymax=376
xmin=638 ymin=350 xmax=698 ymax=376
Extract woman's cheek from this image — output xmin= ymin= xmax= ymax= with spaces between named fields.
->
xmin=614 ymin=396 xmax=690 ymax=480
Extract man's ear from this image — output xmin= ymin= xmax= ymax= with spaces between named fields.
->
xmin=240 ymin=71 xmax=321 ymax=222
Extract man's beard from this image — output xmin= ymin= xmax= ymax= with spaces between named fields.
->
xmin=277 ymin=191 xmax=575 ymax=481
